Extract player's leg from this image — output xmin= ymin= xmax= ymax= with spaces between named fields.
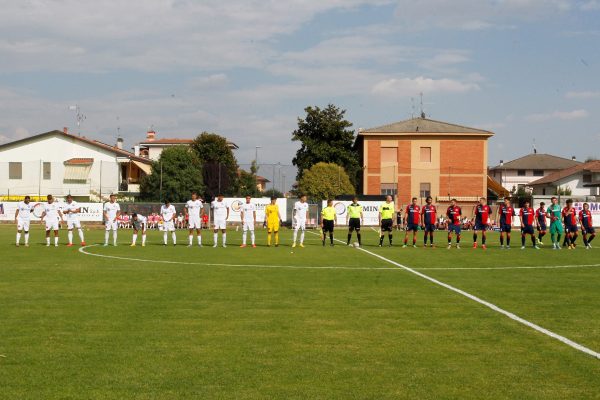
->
xmin=53 ymin=227 xmax=59 ymax=246
xmin=250 ymin=225 xmax=256 ymax=246
xmin=241 ymin=223 xmax=248 ymax=247
xmin=506 ymin=230 xmax=511 ymax=247
xmin=76 ymin=221 xmax=85 ymax=244
xmin=356 ymin=226 xmax=362 ymax=246
xmin=347 ymin=225 xmax=353 ymax=245
xmin=388 ymin=226 xmax=393 ymax=246
xmin=472 ymin=229 xmax=478 ymax=248
xmin=379 ymin=224 xmax=385 ymax=246
xmin=267 ymin=226 xmax=272 ymax=246
xmin=171 ymin=225 xmax=177 ymax=245
xmin=142 ymin=226 xmax=147 ymax=246
xmin=196 ymin=228 xmax=202 ymax=246
xmin=423 ymin=228 xmax=428 ymax=246
xmin=16 ymin=225 xmax=21 ymax=246
xmin=292 ymin=224 xmax=298 ymax=245
xmin=188 ymin=227 xmax=194 ymax=246
xmin=221 ymin=228 xmax=227 ymax=247
xmin=299 ymin=223 xmax=305 ymax=246
xmin=403 ymin=227 xmax=409 ymax=247
xmin=481 ymin=229 xmax=487 ymax=248
xmin=68 ymin=228 xmax=74 ymax=245
xmin=112 ymin=223 xmax=118 ymax=246
xmin=329 ymin=223 xmax=334 ymax=246
xmin=500 ymin=231 xmax=504 ymax=247
xmin=571 ymin=230 xmax=578 ymax=247
xmin=132 ymin=228 xmax=138 ymax=246
xmin=163 ymin=225 xmax=169 ymax=245
xmin=213 ymin=226 xmax=219 ymax=247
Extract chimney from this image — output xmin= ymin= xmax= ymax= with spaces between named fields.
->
xmin=133 ymin=145 xmax=140 ymax=157
xmin=572 ymin=156 xmax=576 ymax=161
xmin=63 ymin=127 xmax=68 ymax=134
xmin=146 ymin=130 xmax=156 ymax=141
xmin=116 ymin=137 xmax=123 ymax=150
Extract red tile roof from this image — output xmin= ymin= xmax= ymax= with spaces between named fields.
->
xmin=530 ymin=160 xmax=600 ymax=185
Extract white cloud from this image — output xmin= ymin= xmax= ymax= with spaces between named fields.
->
xmin=188 ymin=74 xmax=229 ymax=89
xmin=371 ymin=76 xmax=480 ymax=97
xmin=565 ymin=91 xmax=600 ymax=99
xmin=525 ymin=109 xmax=589 ymax=122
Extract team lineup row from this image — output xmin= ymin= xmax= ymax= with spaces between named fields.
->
xmin=12 ymin=193 xmax=596 ymax=250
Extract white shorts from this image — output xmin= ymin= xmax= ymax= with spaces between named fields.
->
xmin=46 ymin=220 xmax=60 ymax=231
xmin=163 ymin=220 xmax=175 ymax=231
xmin=213 ymin=218 xmax=227 ymax=230
xmin=188 ymin=216 xmax=201 ymax=229
xmin=243 ymin=221 xmax=255 ymax=231
xmin=17 ymin=219 xmax=30 ymax=231
xmin=295 ymin=219 xmax=307 ymax=230
xmin=105 ymin=221 xmax=118 ymax=231
xmin=67 ymin=219 xmax=81 ymax=229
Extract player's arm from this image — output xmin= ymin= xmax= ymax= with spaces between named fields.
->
xmin=420 ymin=209 xmax=425 ymax=227
xmin=226 ymin=205 xmax=229 ymax=220
xmin=40 ymin=210 xmax=46 ymax=222
xmin=14 ymin=207 xmax=19 ymax=222
xmin=403 ymin=209 xmax=409 ymax=227
xmin=378 ymin=207 xmax=382 ymax=226
xmin=253 ymin=210 xmax=256 ymax=225
xmin=184 ymin=204 xmax=189 ymax=217
xmin=116 ymin=208 xmax=121 ymax=221
xmin=471 ymin=206 xmax=477 ymax=223
xmin=58 ymin=209 xmax=64 ymax=222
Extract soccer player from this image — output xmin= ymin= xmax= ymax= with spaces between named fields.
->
xmin=40 ymin=194 xmax=63 ymax=247
xmin=472 ymin=197 xmax=491 ymax=249
xmin=446 ymin=198 xmax=462 ymax=249
xmin=292 ymin=194 xmax=309 ymax=248
xmin=562 ymin=199 xmax=578 ymax=249
xmin=63 ymin=194 xmax=86 ymax=247
xmin=321 ymin=199 xmax=336 ymax=246
xmin=421 ymin=196 xmax=436 ymax=247
xmin=519 ymin=200 xmax=538 ymax=249
xmin=161 ymin=199 xmax=177 ymax=246
xmin=185 ymin=192 xmax=204 ymax=247
xmin=211 ymin=194 xmax=229 ymax=247
xmin=378 ymin=195 xmax=395 ymax=247
xmin=535 ymin=201 xmax=548 ymax=245
xmin=240 ymin=195 xmax=257 ymax=248
xmin=498 ymin=197 xmax=515 ymax=249
xmin=265 ymin=196 xmax=282 ymax=247
xmin=346 ymin=196 xmax=363 ymax=247
xmin=15 ymin=195 xmax=33 ymax=247
xmin=103 ymin=194 xmax=121 ymax=246
xmin=403 ymin=197 xmax=420 ymax=248
xmin=130 ymin=213 xmax=147 ymax=246
xmin=546 ymin=196 xmax=563 ymax=250
xmin=579 ymin=203 xmax=596 ymax=249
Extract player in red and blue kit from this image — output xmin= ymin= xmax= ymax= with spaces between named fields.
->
xmin=519 ymin=200 xmax=539 ymax=249
xmin=446 ymin=199 xmax=462 ymax=248
xmin=421 ymin=196 xmax=437 ymax=247
xmin=499 ymin=197 xmax=515 ymax=249
xmin=535 ymin=201 xmax=547 ymax=245
xmin=472 ymin=197 xmax=491 ymax=249
xmin=403 ymin=198 xmax=421 ymax=248
xmin=562 ymin=199 xmax=578 ymax=249
xmin=579 ymin=203 xmax=595 ymax=249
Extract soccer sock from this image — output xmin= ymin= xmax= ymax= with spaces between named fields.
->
xmin=412 ymin=234 xmax=416 ymax=245
xmin=424 ymin=234 xmax=428 ymax=245
xmin=132 ymin=233 xmax=138 ymax=245
xmin=113 ymin=231 xmax=117 ymax=245
xmin=329 ymin=232 xmax=333 ymax=245
xmin=251 ymin=231 xmax=255 ymax=245
xmin=104 ymin=230 xmax=109 ymax=244
xmin=300 ymin=231 xmax=304 ymax=244
xmin=275 ymin=232 xmax=279 ymax=245
xmin=388 ymin=234 xmax=393 ymax=245
xmin=380 ymin=235 xmax=384 ymax=245
xmin=357 ymin=233 xmax=361 ymax=245
xmin=24 ymin=233 xmax=29 ymax=245
xmin=198 ymin=234 xmax=202 ymax=245
xmin=68 ymin=231 xmax=73 ymax=244
xmin=242 ymin=231 xmax=247 ymax=245
xmin=473 ymin=233 xmax=477 ymax=243
xmin=164 ymin=231 xmax=168 ymax=244
xmin=189 ymin=235 xmax=193 ymax=245
xmin=531 ymin=235 xmax=536 ymax=247
xmin=46 ymin=236 xmax=50 ymax=245
xmin=172 ymin=232 xmax=176 ymax=244
xmin=457 ymin=234 xmax=460 ymax=244
xmin=500 ymin=234 xmax=504 ymax=246
xmin=572 ymin=233 xmax=578 ymax=245
xmin=78 ymin=229 xmax=84 ymax=242
xmin=267 ymin=233 xmax=272 ymax=246
xmin=142 ymin=234 xmax=146 ymax=245
xmin=223 ymin=233 xmax=227 ymax=245
xmin=521 ymin=235 xmax=525 ymax=247
xmin=293 ymin=229 xmax=298 ymax=243
xmin=550 ymin=233 xmax=555 ymax=243
xmin=430 ymin=232 xmax=434 ymax=245
xmin=557 ymin=234 xmax=561 ymax=245
xmin=16 ymin=232 xmax=20 ymax=244
xmin=589 ymin=234 xmax=595 ymax=243
xmin=347 ymin=233 xmax=352 ymax=245
xmin=213 ymin=232 xmax=218 ymax=244
xmin=54 ymin=236 xmax=58 ymax=246
xmin=404 ymin=236 xmax=408 ymax=245
xmin=447 ymin=234 xmax=451 ymax=244
xmin=507 ymin=234 xmax=511 ymax=246
xmin=482 ymin=232 xmax=486 ymax=245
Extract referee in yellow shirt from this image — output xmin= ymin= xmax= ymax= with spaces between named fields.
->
xmin=346 ymin=196 xmax=363 ymax=247
xmin=321 ymin=199 xmax=337 ymax=246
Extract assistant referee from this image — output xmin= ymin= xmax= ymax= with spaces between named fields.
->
xmin=321 ymin=199 xmax=337 ymax=247
xmin=347 ymin=196 xmax=363 ymax=247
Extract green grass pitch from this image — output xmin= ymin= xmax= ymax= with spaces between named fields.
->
xmin=1 ymin=224 xmax=599 ymax=399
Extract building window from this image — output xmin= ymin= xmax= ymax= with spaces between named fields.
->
xmin=583 ymin=174 xmax=592 ymax=183
xmin=9 ymin=162 xmax=22 ymax=179
xmin=43 ymin=162 xmax=51 ymax=180
xmin=380 ymin=183 xmax=397 ymax=196
xmin=533 ymin=169 xmax=544 ymax=177
xmin=420 ymin=182 xmax=431 ymax=198
xmin=517 ymin=169 xmax=526 ymax=176
xmin=420 ymin=147 xmax=431 ymax=162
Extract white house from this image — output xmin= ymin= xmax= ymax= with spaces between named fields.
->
xmin=529 ymin=160 xmax=600 ymax=197
xmin=136 ymin=130 xmax=238 ymax=161
xmin=489 ymin=153 xmax=580 ymax=192
xmin=0 ymin=129 xmax=152 ymax=201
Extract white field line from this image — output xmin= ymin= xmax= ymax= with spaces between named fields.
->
xmin=307 ymin=231 xmax=600 ymax=360
xmin=78 ymin=245 xmax=395 ymax=271
xmin=414 ymin=264 xmax=600 ymax=271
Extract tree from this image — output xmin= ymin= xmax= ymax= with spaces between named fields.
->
xmin=140 ymin=145 xmax=204 ymax=202
xmin=191 ymin=132 xmax=239 ymax=197
xmin=237 ymin=161 xmax=261 ymax=197
xmin=292 ymin=104 xmax=361 ymax=188
xmin=297 ymin=162 xmax=355 ymax=200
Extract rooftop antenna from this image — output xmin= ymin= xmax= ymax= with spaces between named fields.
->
xmin=532 ymin=138 xmax=537 ymax=154
xmin=419 ymin=92 xmax=426 ymax=119
xmin=116 ymin=116 xmax=121 ymax=139
xmin=68 ymin=104 xmax=86 ymax=136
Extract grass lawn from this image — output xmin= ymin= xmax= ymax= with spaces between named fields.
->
xmin=1 ymin=224 xmax=599 ymax=399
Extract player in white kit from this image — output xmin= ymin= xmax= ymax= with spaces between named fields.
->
xmin=240 ymin=195 xmax=257 ymax=248
xmin=185 ymin=192 xmax=205 ymax=247
xmin=130 ymin=213 xmax=147 ymax=246
xmin=40 ymin=194 xmax=63 ymax=247
xmin=211 ymin=194 xmax=229 ymax=247
xmin=161 ymin=199 xmax=177 ymax=246
xmin=292 ymin=194 xmax=309 ymax=248
xmin=15 ymin=195 xmax=34 ymax=247
xmin=63 ymin=194 xmax=86 ymax=247
xmin=103 ymin=194 xmax=121 ymax=246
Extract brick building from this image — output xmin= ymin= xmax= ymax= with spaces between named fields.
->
xmin=356 ymin=116 xmax=493 ymax=206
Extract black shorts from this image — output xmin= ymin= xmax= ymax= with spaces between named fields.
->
xmin=521 ymin=225 xmax=534 ymax=235
xmin=381 ymin=219 xmax=393 ymax=232
xmin=406 ymin=223 xmax=419 ymax=232
xmin=322 ymin=219 xmax=334 ymax=233
xmin=474 ymin=222 xmax=487 ymax=231
xmin=582 ymin=226 xmax=595 ymax=234
xmin=424 ymin=223 xmax=435 ymax=232
xmin=565 ymin=224 xmax=578 ymax=233
xmin=348 ymin=218 xmax=361 ymax=231
xmin=537 ymin=224 xmax=547 ymax=232
xmin=448 ymin=224 xmax=461 ymax=234
xmin=500 ymin=223 xmax=512 ymax=233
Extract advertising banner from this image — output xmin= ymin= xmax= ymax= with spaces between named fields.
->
xmin=0 ymin=202 xmax=104 ymax=222
xmin=222 ymin=198 xmax=287 ymax=223
xmin=321 ymin=200 xmax=385 ymax=226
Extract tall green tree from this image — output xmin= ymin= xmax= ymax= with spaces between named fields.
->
xmin=140 ymin=145 xmax=204 ymax=202
xmin=237 ymin=161 xmax=261 ymax=197
xmin=297 ymin=162 xmax=355 ymax=200
xmin=191 ymin=132 xmax=239 ymax=197
xmin=292 ymin=104 xmax=360 ymax=187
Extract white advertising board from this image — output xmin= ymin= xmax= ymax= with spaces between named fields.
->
xmin=321 ymin=200 xmax=386 ymax=226
xmin=0 ymin=201 xmax=104 ymax=222
xmin=221 ymin=198 xmax=287 ymax=223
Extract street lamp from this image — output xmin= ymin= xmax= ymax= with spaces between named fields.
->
xmin=499 ymin=160 xmax=504 ymax=192
xmin=255 ymin=146 xmax=261 ymax=171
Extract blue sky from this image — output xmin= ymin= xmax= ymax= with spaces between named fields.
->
xmin=0 ymin=0 xmax=599 ymax=173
